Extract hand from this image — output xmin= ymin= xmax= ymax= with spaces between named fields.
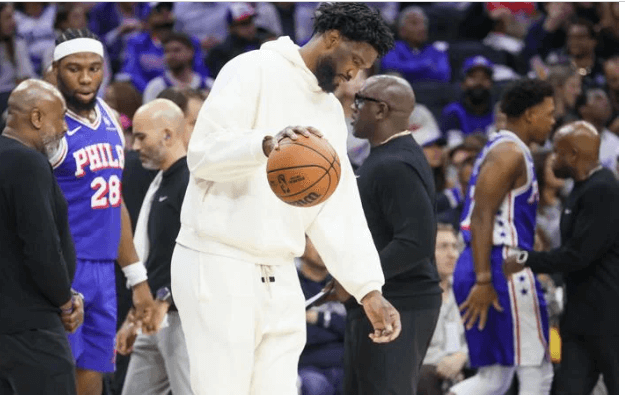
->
xmin=201 ymin=36 xmax=221 ymax=51
xmin=116 ymin=312 xmax=139 ymax=356
xmin=544 ymin=3 xmax=574 ymax=31
xmin=142 ymin=300 xmax=170 ymax=335
xmin=488 ymin=6 xmax=512 ymax=21
xmin=502 ymin=256 xmax=526 ymax=280
xmin=459 ymin=282 xmax=503 ymax=331
xmin=131 ymin=281 xmax=155 ymax=333
xmin=262 ymin=126 xmax=324 ymax=157
xmin=361 ymin=291 xmax=401 ymax=343
xmin=322 ymin=279 xmax=351 ymax=303
xmin=119 ymin=19 xmax=142 ymax=35
xmin=436 ymin=353 xmax=466 ymax=380
xmin=61 ymin=295 xmax=84 ymax=333
xmin=305 ymin=310 xmax=318 ymax=325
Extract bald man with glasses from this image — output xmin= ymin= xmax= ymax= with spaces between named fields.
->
xmin=343 ymin=74 xmax=442 ymax=394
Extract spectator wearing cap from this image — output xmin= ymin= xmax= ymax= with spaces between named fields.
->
xmin=413 ymin=126 xmax=449 ymax=194
xmin=440 ymin=56 xmax=495 ymax=149
xmin=380 ymin=6 xmax=451 ymax=84
xmin=88 ymin=2 xmax=150 ymax=75
xmin=143 ymin=33 xmax=214 ymax=103
xmin=120 ymin=2 xmax=208 ymax=93
xmin=575 ymin=88 xmax=619 ymax=175
xmin=205 ymin=3 xmax=275 ymax=79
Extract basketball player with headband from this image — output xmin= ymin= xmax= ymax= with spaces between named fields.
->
xmin=170 ymin=3 xmax=401 ymax=394
xmin=50 ymin=29 xmax=155 ymax=395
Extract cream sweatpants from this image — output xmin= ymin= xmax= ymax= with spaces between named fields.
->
xmin=171 ymin=243 xmax=307 ymax=395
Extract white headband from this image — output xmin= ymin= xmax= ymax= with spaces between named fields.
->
xmin=53 ymin=38 xmax=104 ymax=62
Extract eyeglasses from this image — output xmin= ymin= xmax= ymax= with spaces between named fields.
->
xmin=354 ymin=93 xmax=387 ymax=110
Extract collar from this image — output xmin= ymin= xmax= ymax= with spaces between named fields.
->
xmin=378 ymin=130 xmax=412 ymax=146
xmin=163 ymin=156 xmax=187 ymax=178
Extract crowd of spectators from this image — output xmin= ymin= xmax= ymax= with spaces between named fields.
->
xmin=0 ymin=2 xmax=617 ymax=395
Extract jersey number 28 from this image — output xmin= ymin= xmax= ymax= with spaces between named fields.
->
xmin=91 ymin=175 xmax=122 ymax=209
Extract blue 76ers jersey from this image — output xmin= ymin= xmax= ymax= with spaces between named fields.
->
xmin=459 ymin=130 xmax=539 ymax=250
xmin=52 ymin=98 xmax=125 ymax=261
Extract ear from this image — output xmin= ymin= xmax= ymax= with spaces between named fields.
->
xmin=374 ymin=102 xmax=389 ymax=121
xmin=30 ymin=109 xmax=43 ymax=129
xmin=322 ymin=29 xmax=341 ymax=50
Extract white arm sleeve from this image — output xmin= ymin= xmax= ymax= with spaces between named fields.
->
xmin=307 ymin=150 xmax=385 ymax=303
xmin=186 ymin=55 xmax=273 ymax=182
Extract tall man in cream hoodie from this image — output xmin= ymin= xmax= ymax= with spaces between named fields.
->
xmin=171 ymin=3 xmax=400 ymax=394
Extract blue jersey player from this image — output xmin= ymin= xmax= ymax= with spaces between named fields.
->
xmin=50 ymin=29 xmax=155 ymax=395
xmin=450 ymin=79 xmax=556 ymax=395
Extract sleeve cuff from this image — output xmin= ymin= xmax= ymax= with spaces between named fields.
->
xmin=354 ymin=282 xmax=383 ymax=305
xmin=251 ymin=132 xmax=272 ymax=163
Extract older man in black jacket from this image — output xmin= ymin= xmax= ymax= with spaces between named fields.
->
xmin=0 ymin=80 xmax=83 ymax=394
xmin=504 ymin=120 xmax=619 ymax=395
xmin=342 ymin=74 xmax=442 ymax=395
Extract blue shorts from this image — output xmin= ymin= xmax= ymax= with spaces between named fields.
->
xmin=67 ymin=259 xmax=117 ymax=373
xmin=453 ymin=246 xmax=549 ymax=368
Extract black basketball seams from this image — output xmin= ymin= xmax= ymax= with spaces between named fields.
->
xmin=267 ymin=164 xmax=327 ymax=173
xmin=285 ymin=140 xmax=335 ymax=167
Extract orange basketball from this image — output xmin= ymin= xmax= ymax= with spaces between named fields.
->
xmin=266 ymin=134 xmax=341 ymax=207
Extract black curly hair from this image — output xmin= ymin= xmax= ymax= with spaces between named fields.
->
xmin=313 ymin=2 xmax=395 ymax=57
xmin=500 ymin=79 xmax=554 ymax=119
xmin=55 ymin=28 xmax=100 ymax=46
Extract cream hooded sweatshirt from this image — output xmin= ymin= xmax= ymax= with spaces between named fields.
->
xmin=177 ymin=37 xmax=384 ymax=302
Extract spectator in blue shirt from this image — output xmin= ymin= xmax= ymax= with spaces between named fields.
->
xmin=88 ymin=2 xmax=149 ymax=74
xmin=440 ymin=56 xmax=495 ymax=148
xmin=380 ymin=6 xmax=451 ymax=84
xmin=143 ymin=33 xmax=214 ymax=103
xmin=120 ymin=2 xmax=208 ymax=93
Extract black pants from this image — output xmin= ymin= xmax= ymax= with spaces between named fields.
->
xmin=0 ymin=325 xmax=76 ymax=395
xmin=554 ymin=332 xmax=618 ymax=395
xmin=344 ymin=299 xmax=441 ymax=395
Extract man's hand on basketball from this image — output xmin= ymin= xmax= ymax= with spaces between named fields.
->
xmin=361 ymin=291 xmax=401 ymax=343
xmin=132 ymin=281 xmax=156 ymax=333
xmin=60 ymin=295 xmax=84 ymax=333
xmin=263 ymin=126 xmax=323 ymax=156
xmin=459 ymin=282 xmax=503 ymax=331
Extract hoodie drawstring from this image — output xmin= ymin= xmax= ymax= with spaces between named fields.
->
xmin=260 ymin=265 xmax=275 ymax=298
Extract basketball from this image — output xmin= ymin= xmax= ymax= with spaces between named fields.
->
xmin=266 ymin=134 xmax=341 ymax=207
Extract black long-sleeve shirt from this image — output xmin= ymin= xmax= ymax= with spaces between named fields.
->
xmin=349 ymin=135 xmax=441 ymax=310
xmin=526 ymin=168 xmax=618 ymax=337
xmin=145 ymin=157 xmax=189 ymax=311
xmin=0 ymin=136 xmax=75 ymax=334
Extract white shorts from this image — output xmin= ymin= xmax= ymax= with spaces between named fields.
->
xmin=171 ymin=244 xmax=306 ymax=395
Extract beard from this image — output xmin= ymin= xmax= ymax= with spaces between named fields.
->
xmin=464 ymin=87 xmax=491 ymax=106
xmin=139 ymin=144 xmax=166 ymax=170
xmin=42 ymin=134 xmax=63 ymax=160
xmin=552 ymin=164 xmax=573 ymax=179
xmin=314 ymin=55 xmax=339 ymax=93
xmin=57 ymin=74 xmax=98 ymax=113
